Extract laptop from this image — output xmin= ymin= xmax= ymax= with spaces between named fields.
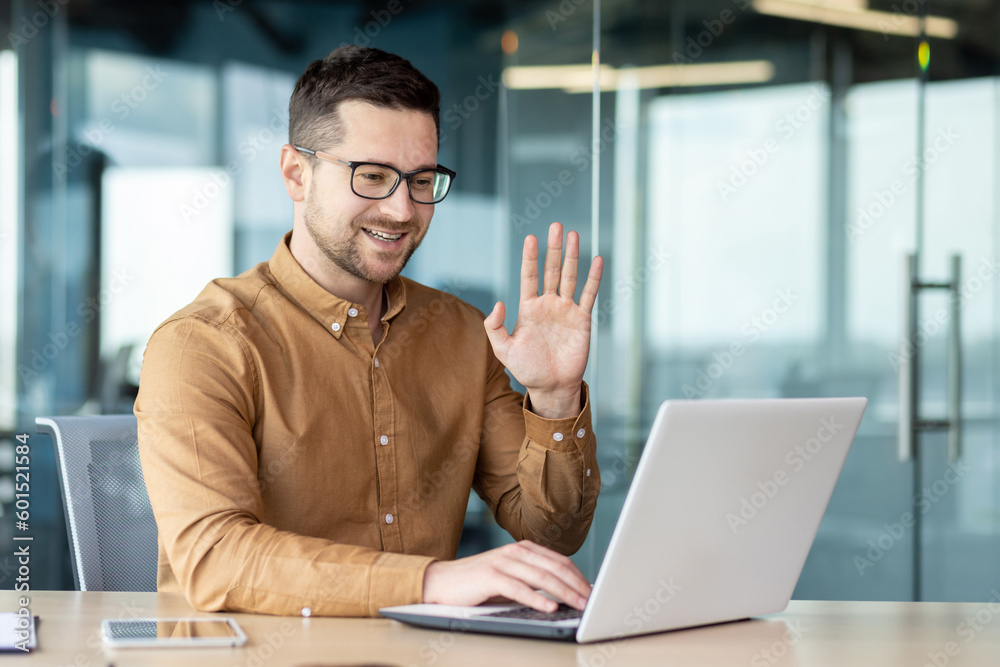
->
xmin=380 ymin=397 xmax=867 ymax=643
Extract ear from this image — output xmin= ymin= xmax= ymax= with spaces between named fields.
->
xmin=279 ymin=144 xmax=309 ymax=202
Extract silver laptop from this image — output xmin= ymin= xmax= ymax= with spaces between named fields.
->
xmin=381 ymin=397 xmax=867 ymax=643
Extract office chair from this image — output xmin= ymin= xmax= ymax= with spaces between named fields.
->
xmin=36 ymin=415 xmax=158 ymax=592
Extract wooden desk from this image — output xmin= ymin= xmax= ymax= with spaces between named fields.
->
xmin=5 ymin=590 xmax=1000 ymax=665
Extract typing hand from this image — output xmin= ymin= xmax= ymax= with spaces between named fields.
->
xmin=483 ymin=222 xmax=604 ymax=419
xmin=421 ymin=541 xmax=591 ymax=612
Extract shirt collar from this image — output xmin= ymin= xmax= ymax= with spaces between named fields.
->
xmin=268 ymin=231 xmax=407 ymax=339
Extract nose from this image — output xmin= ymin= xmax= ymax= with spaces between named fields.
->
xmin=378 ymin=179 xmax=418 ymax=222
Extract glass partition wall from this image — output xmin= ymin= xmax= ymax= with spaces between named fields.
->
xmin=590 ymin=1 xmax=1000 ymax=602
xmin=3 ymin=0 xmax=999 ymax=602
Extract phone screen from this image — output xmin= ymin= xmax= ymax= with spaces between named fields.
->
xmin=103 ymin=618 xmax=247 ymax=647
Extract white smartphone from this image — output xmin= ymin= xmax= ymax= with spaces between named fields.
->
xmin=101 ymin=617 xmax=248 ymax=648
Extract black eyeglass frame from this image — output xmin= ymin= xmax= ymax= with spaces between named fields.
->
xmin=293 ymin=146 xmax=457 ymax=204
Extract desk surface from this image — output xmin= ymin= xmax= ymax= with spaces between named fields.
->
xmin=5 ymin=590 xmax=1000 ymax=665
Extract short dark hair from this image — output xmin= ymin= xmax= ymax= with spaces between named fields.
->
xmin=288 ymin=45 xmax=440 ymax=151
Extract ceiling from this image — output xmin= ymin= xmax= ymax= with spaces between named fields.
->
xmin=1 ymin=0 xmax=997 ymax=84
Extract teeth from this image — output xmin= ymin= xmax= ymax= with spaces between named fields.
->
xmin=365 ymin=228 xmax=403 ymax=242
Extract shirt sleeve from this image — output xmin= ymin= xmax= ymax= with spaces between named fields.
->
xmin=472 ymin=348 xmax=601 ymax=555
xmin=135 ymin=315 xmax=434 ymax=617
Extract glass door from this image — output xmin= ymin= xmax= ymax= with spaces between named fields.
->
xmin=837 ymin=16 xmax=1000 ymax=602
xmin=907 ymin=75 xmax=1000 ymax=602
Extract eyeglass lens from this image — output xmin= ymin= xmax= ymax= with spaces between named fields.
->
xmin=352 ymin=164 xmax=451 ymax=204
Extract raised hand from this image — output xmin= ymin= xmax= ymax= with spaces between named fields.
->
xmin=483 ymin=222 xmax=604 ymax=419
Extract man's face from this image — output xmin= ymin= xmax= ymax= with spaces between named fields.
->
xmin=301 ymin=100 xmax=438 ymax=284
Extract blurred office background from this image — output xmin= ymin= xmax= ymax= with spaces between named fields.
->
xmin=0 ymin=0 xmax=998 ymax=603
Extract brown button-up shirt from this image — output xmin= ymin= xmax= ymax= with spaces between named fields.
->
xmin=135 ymin=232 xmax=600 ymax=617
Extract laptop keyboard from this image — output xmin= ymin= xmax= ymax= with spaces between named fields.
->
xmin=483 ymin=604 xmax=584 ymax=622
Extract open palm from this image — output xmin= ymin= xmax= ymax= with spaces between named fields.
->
xmin=484 ymin=223 xmax=604 ymax=419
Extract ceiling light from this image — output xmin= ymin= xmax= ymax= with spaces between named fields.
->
xmin=503 ymin=60 xmax=775 ymax=93
xmin=752 ymin=0 xmax=959 ymax=39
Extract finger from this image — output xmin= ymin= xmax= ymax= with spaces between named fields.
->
xmin=496 ymin=556 xmax=589 ymax=611
xmin=516 ymin=541 xmax=592 ymax=602
xmin=519 ymin=235 xmax=539 ymax=303
xmin=559 ymin=231 xmax=580 ymax=299
xmin=483 ymin=302 xmax=510 ymax=361
xmin=493 ymin=578 xmax=560 ymax=613
xmin=578 ymin=255 xmax=604 ymax=314
xmin=541 ymin=222 xmax=564 ymax=295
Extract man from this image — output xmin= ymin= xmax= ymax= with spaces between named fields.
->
xmin=136 ymin=46 xmax=604 ymax=618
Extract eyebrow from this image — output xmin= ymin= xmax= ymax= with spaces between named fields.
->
xmin=359 ymin=158 xmax=439 ymax=172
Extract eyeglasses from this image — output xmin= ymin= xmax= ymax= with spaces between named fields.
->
xmin=294 ymin=146 xmax=456 ymax=204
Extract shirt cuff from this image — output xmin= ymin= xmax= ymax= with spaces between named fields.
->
xmin=368 ymin=551 xmax=437 ymax=617
xmin=522 ymin=382 xmax=593 ymax=453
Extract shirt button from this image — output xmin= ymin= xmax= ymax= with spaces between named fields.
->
xmin=577 ymin=428 xmax=586 ymax=438
xmin=331 ymin=322 xmax=341 ymax=332
xmin=586 ymin=469 xmax=592 ymax=477
xmin=348 ymin=308 xmax=359 ymax=317
xmin=374 ymin=357 xmax=380 ymax=368
xmin=385 ymin=513 xmax=394 ymax=524
xmin=553 ymin=432 xmax=564 ymax=442
xmin=380 ymin=435 xmax=389 ymax=446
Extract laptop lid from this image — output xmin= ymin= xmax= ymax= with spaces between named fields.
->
xmin=577 ymin=396 xmax=866 ymax=642
xmin=381 ymin=397 xmax=867 ymax=643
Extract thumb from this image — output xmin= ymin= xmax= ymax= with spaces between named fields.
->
xmin=483 ymin=302 xmax=510 ymax=359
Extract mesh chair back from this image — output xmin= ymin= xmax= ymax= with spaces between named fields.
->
xmin=36 ymin=415 xmax=158 ymax=592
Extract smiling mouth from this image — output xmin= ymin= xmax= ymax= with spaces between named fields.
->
xmin=363 ymin=228 xmax=405 ymax=242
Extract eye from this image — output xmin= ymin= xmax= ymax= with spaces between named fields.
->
xmin=354 ymin=163 xmax=396 ymax=180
